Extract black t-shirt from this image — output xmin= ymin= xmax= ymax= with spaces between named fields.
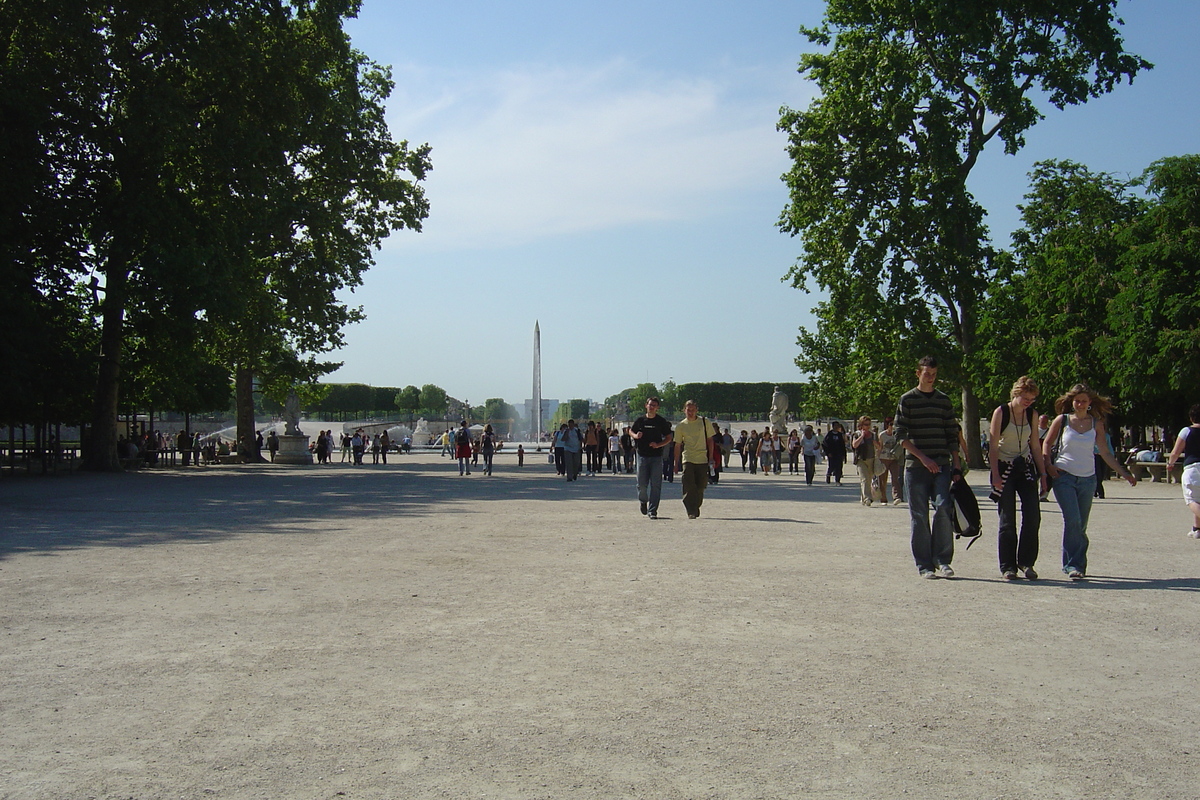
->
xmin=631 ymin=415 xmax=672 ymax=458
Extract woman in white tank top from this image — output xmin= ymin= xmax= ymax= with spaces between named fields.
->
xmin=1042 ymin=383 xmax=1136 ymax=580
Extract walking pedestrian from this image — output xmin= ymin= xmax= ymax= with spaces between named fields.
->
xmin=674 ymin=400 xmax=717 ymax=519
xmin=630 ymin=397 xmax=673 ymax=518
xmin=988 ymin=376 xmax=1047 ymax=580
xmin=1043 ymin=383 xmax=1137 ymax=580
xmin=1165 ymin=404 xmax=1200 ymax=539
xmin=894 ymin=356 xmax=962 ymax=579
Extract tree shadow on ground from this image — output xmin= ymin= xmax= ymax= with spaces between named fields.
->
xmin=0 ymin=463 xmax=850 ymax=559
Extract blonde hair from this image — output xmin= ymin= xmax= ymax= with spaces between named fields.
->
xmin=1010 ymin=375 xmax=1039 ymax=398
xmin=1054 ymin=383 xmax=1113 ymax=419
xmin=857 ymin=415 xmax=872 ymax=427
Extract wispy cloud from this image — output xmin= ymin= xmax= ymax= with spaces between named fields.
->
xmin=383 ymin=59 xmax=811 ymax=250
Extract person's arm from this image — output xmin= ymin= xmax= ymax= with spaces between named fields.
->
xmin=1027 ymin=411 xmax=1047 ymax=494
xmin=1167 ymin=431 xmax=1187 ymax=469
xmin=1042 ymin=415 xmax=1064 ymax=478
xmin=1097 ymin=419 xmax=1137 ymax=485
xmin=988 ymin=406 xmax=1004 ymax=491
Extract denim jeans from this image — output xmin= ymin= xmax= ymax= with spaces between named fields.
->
xmin=1052 ymin=471 xmax=1095 ymax=574
xmin=638 ymin=455 xmax=664 ymax=514
xmin=906 ymin=464 xmax=954 ymax=573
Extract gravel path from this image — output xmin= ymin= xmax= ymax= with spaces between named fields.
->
xmin=2 ymin=454 xmax=1197 ymax=799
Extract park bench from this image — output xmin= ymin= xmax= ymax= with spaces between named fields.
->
xmin=1125 ymin=454 xmax=1180 ymax=484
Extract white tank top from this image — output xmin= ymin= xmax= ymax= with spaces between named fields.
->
xmin=1054 ymin=418 xmax=1096 ymax=478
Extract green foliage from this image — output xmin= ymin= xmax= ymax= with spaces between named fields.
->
xmin=778 ymin=0 xmax=1150 ymax=461
xmin=418 ymin=384 xmax=449 ymax=418
xmin=994 ymin=155 xmax=1200 ymax=428
xmin=625 ymin=384 xmax=660 ymax=416
xmin=672 ymin=382 xmax=809 ymax=418
xmin=395 ymin=385 xmax=421 ymax=413
xmin=0 ymin=2 xmax=430 ymax=467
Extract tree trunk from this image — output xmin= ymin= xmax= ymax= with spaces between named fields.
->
xmin=953 ymin=293 xmax=987 ymax=470
xmin=235 ymin=366 xmax=265 ymax=463
xmin=83 ymin=264 xmax=128 ymax=471
xmin=960 ymin=385 xmax=985 ymax=469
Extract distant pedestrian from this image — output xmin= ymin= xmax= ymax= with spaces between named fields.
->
xmin=823 ymin=422 xmax=847 ymax=484
xmin=852 ymin=416 xmax=878 ymax=506
xmin=800 ymin=425 xmax=821 ymax=485
xmin=560 ymin=420 xmax=583 ymax=481
xmin=480 ymin=424 xmax=497 ymax=475
xmin=455 ymin=421 xmax=473 ymax=475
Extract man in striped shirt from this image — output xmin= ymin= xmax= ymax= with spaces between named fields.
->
xmin=894 ymin=356 xmax=962 ymax=579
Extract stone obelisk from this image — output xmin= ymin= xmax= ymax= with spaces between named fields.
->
xmin=532 ymin=321 xmax=542 ymax=444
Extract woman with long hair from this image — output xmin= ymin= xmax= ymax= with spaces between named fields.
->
xmin=479 ymin=424 xmax=497 ymax=476
xmin=1043 ymin=384 xmax=1136 ymax=580
xmin=757 ymin=430 xmax=774 ymax=475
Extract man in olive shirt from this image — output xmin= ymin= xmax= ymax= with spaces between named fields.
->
xmin=674 ymin=400 xmax=718 ymax=519
xmin=630 ymin=397 xmax=673 ymax=519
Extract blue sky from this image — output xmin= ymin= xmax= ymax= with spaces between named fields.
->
xmin=330 ymin=0 xmax=1199 ymax=410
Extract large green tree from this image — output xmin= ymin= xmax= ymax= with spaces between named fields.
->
xmin=778 ymin=0 xmax=1150 ymax=464
xmin=999 ymin=156 xmax=1200 ymax=429
xmin=984 ymin=160 xmax=1142 ymax=402
xmin=3 ymin=1 xmax=429 ymax=469
xmin=1109 ymin=155 xmax=1200 ymax=427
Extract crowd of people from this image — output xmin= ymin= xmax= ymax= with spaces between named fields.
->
xmin=126 ymin=360 xmax=1198 ymax=582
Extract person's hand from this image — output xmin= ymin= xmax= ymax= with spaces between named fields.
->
xmin=1046 ymin=463 xmax=1060 ymax=479
xmin=991 ymin=473 xmax=1003 ymax=493
xmin=1124 ymin=472 xmax=1138 ymax=487
xmin=921 ymin=455 xmax=940 ymax=474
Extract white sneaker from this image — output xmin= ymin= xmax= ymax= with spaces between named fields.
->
xmin=1188 ymin=529 xmax=1200 ymax=539
xmin=938 ymin=565 xmax=955 ymax=579
xmin=892 ymin=498 xmax=904 ymax=506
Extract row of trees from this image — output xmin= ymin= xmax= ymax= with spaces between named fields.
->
xmin=778 ymin=0 xmax=1193 ymax=462
xmin=1 ymin=1 xmax=430 ymax=467
xmin=303 ymin=383 xmax=520 ymax=429
xmin=599 ymin=382 xmax=810 ymax=422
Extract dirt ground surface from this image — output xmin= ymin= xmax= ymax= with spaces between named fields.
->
xmin=2 ymin=451 xmax=1198 ymax=800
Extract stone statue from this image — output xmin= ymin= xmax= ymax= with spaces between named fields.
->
xmin=769 ymin=386 xmax=788 ymax=434
xmin=284 ymin=390 xmax=302 ymax=436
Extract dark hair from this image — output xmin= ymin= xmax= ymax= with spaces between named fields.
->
xmin=918 ymin=355 xmax=938 ymax=368
xmin=646 ymin=396 xmax=661 ymax=404
xmin=1189 ymin=404 xmax=1200 ymax=424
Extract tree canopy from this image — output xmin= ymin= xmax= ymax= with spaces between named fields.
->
xmin=778 ymin=0 xmax=1150 ymax=462
xmin=0 ymin=1 xmax=429 ymax=467
xmin=989 ymin=155 xmax=1200 ymax=430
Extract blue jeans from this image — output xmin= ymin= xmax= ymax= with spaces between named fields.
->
xmin=1052 ymin=472 xmax=1095 ymax=574
xmin=638 ymin=455 xmax=664 ymax=514
xmin=906 ymin=464 xmax=954 ymax=573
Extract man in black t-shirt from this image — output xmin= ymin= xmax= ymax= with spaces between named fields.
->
xmin=630 ymin=397 xmax=673 ymax=519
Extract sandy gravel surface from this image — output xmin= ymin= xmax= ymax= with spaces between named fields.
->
xmin=2 ymin=453 xmax=1198 ymax=799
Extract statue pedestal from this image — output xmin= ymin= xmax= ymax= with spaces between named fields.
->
xmin=274 ymin=434 xmax=313 ymax=465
